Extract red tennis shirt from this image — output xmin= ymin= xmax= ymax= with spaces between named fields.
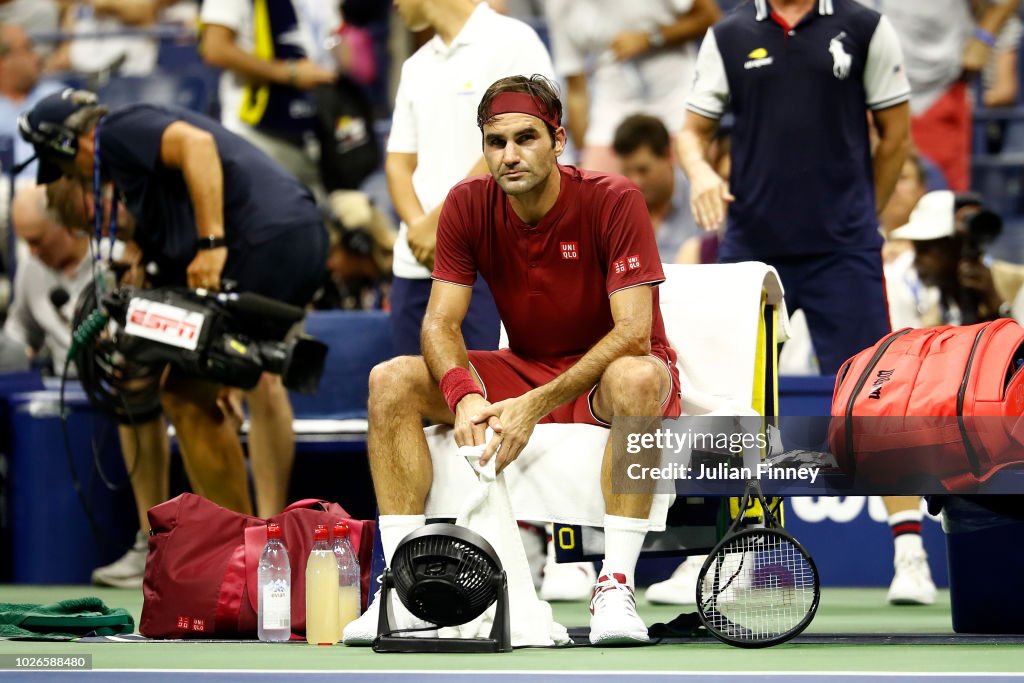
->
xmin=433 ymin=164 xmax=673 ymax=361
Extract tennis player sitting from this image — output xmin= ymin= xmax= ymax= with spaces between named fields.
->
xmin=343 ymin=74 xmax=681 ymax=646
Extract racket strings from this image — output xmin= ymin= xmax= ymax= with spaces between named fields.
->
xmin=700 ymin=531 xmax=817 ymax=642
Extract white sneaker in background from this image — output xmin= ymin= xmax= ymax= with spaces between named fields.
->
xmin=644 ymin=555 xmax=707 ymax=605
xmin=887 ymin=549 xmax=937 ymax=606
xmin=91 ymin=531 xmax=147 ymax=589
xmin=539 ymin=537 xmax=597 ymax=602
xmin=588 ymin=572 xmax=650 ymax=645
xmin=342 ymin=578 xmax=438 ymax=646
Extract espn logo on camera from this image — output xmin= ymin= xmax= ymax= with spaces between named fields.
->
xmin=125 ymin=299 xmax=206 ymax=351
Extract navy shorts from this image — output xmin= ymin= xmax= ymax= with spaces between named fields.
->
xmin=389 ymin=276 xmax=501 ymax=356
xmin=722 ymin=249 xmax=890 ymax=374
xmin=224 ymin=222 xmax=328 ymax=307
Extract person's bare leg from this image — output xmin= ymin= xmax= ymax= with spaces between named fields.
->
xmin=595 ymin=357 xmax=669 ymax=520
xmin=589 ymin=355 xmax=669 ymax=644
xmin=367 ymin=356 xmax=451 ymax=515
xmin=343 ymin=355 xmax=452 ymax=642
xmin=246 ymin=373 xmax=294 ymax=518
xmin=162 ymin=371 xmax=252 ymax=515
xmin=117 ymin=416 xmax=171 ymax=533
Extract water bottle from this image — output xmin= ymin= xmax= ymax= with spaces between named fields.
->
xmin=305 ymin=524 xmax=340 ymax=645
xmin=257 ymin=522 xmax=291 ymax=642
xmin=332 ymin=521 xmax=361 ymax=632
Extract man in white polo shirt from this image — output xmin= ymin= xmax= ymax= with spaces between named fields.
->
xmin=387 ymin=0 xmax=554 ymax=356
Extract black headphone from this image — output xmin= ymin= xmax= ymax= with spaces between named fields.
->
xmin=16 ymin=88 xmax=99 ymax=161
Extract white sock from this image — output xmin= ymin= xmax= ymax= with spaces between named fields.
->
xmin=600 ymin=514 xmax=648 ymax=586
xmin=888 ymin=508 xmax=924 ymax=556
xmin=379 ymin=514 xmax=426 ymax=566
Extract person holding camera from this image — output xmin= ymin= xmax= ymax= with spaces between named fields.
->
xmin=890 ymin=190 xmax=1013 ymax=326
xmin=18 ymin=88 xmax=328 ymax=519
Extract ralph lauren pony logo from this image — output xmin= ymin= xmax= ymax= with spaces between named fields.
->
xmin=561 ymin=242 xmax=579 ymax=260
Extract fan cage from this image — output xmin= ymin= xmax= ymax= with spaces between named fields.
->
xmin=390 ymin=525 xmax=502 ymax=627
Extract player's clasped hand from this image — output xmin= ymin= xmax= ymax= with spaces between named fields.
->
xmin=453 ymin=393 xmax=494 ymax=448
xmin=472 ymin=392 xmax=545 ymax=474
xmin=187 ymin=246 xmax=228 ymax=290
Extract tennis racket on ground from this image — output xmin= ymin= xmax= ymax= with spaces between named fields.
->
xmin=696 ymin=479 xmax=820 ymax=648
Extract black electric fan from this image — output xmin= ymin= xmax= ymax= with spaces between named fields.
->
xmin=373 ymin=523 xmax=511 ymax=653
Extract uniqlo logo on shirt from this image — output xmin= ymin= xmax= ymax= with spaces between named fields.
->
xmin=192 ymin=618 xmax=206 ymax=632
xmin=177 ymin=616 xmax=190 ymax=630
xmin=613 ymin=255 xmax=642 ymax=274
xmin=560 ymin=242 xmax=578 ymax=260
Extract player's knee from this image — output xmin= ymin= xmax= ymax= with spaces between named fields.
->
xmin=368 ymin=356 xmax=430 ymax=411
xmin=603 ymin=358 xmax=664 ymax=411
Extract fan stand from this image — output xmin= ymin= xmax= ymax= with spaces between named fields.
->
xmin=372 ymin=569 xmax=512 ymax=653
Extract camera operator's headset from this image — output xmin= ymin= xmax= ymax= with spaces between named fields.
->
xmin=15 ymin=88 xmax=99 ymax=169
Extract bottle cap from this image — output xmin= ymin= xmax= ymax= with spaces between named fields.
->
xmin=313 ymin=524 xmax=329 ymax=542
xmin=266 ymin=522 xmax=282 ymax=540
xmin=333 ymin=521 xmax=349 ymax=539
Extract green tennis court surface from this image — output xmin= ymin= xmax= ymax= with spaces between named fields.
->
xmin=0 ymin=584 xmax=1021 ymax=678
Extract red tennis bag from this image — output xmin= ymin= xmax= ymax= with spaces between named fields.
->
xmin=829 ymin=320 xmax=1024 ymax=492
xmin=140 ymin=494 xmax=375 ymax=639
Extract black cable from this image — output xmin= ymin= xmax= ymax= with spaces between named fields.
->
xmin=59 ymin=357 xmax=116 ymax=556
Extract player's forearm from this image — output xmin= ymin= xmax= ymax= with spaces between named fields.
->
xmin=421 ymin=312 xmax=472 ymax=385
xmin=531 ymin=320 xmax=651 ymax=416
xmin=181 ymin=134 xmax=226 ymax=240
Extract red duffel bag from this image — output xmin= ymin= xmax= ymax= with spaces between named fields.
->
xmin=140 ymin=493 xmax=375 ymax=638
xmin=829 ymin=320 xmax=1024 ymax=492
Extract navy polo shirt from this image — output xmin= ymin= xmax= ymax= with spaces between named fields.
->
xmin=97 ymin=104 xmax=320 ymax=284
xmin=687 ymin=0 xmax=910 ymax=259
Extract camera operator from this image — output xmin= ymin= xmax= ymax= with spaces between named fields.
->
xmin=889 ymin=190 xmax=1018 ymax=326
xmin=18 ymin=88 xmax=328 ymax=518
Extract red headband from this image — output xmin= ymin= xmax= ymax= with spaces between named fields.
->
xmin=483 ymin=92 xmax=560 ymax=130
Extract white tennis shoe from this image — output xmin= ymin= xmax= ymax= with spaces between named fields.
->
xmin=588 ymin=573 xmax=650 ymax=645
xmin=644 ymin=555 xmax=707 ymax=605
xmin=887 ymin=549 xmax=936 ymax=605
xmin=342 ymin=577 xmax=437 ymax=645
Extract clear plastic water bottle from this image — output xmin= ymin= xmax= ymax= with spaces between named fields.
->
xmin=305 ymin=524 xmax=340 ymax=645
xmin=257 ymin=522 xmax=291 ymax=642
xmin=332 ymin=521 xmax=361 ymax=632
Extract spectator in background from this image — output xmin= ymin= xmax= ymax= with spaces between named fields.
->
xmin=612 ymin=113 xmax=700 ymax=264
xmin=2 ymin=182 xmax=170 ymax=589
xmin=385 ymin=0 xmax=554 ymax=356
xmin=0 ymin=0 xmax=60 ymax=60
xmin=1 ymin=183 xmax=90 ymax=373
xmin=200 ymin=0 xmax=339 ymax=191
xmin=543 ymin=0 xmax=718 ymax=172
xmin=45 ymin=1 xmax=186 ymax=78
xmin=859 ymin=0 xmax=1022 ymax=190
xmin=0 ymin=23 xmax=65 ymax=181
